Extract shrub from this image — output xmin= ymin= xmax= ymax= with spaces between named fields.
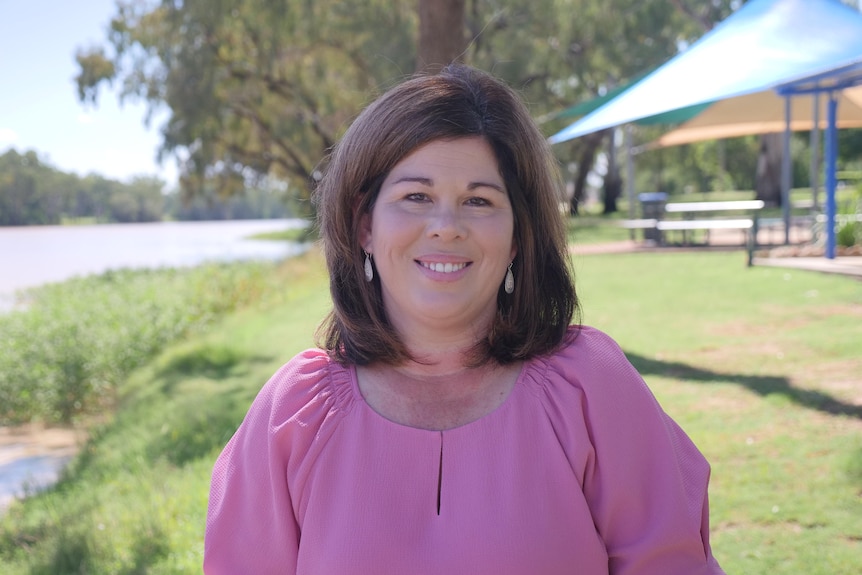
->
xmin=836 ymin=221 xmax=860 ymax=248
xmin=0 ymin=262 xmax=278 ymax=425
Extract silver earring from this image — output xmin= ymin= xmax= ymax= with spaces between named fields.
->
xmin=504 ymin=262 xmax=514 ymax=294
xmin=364 ymin=250 xmax=374 ymax=282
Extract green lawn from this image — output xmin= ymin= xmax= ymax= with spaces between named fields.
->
xmin=2 ymin=246 xmax=860 ymax=574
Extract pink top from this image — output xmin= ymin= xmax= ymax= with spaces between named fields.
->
xmin=204 ymin=326 xmax=724 ymax=574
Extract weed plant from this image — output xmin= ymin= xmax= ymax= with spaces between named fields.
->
xmin=0 ymin=261 xmax=284 ymax=425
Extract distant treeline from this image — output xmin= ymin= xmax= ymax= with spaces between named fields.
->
xmin=0 ymin=148 xmax=295 ymax=226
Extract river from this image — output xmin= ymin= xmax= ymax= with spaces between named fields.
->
xmin=0 ymin=218 xmax=309 ymax=311
xmin=0 ymin=218 xmax=307 ymax=510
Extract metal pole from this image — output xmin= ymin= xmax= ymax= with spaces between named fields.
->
xmin=825 ymin=92 xmax=838 ymax=259
xmin=810 ymin=92 xmax=820 ymax=212
xmin=625 ymin=125 xmax=635 ymax=241
xmin=781 ymin=95 xmax=792 ymax=245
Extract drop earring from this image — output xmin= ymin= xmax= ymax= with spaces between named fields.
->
xmin=364 ymin=250 xmax=374 ymax=282
xmin=504 ymin=262 xmax=514 ymax=294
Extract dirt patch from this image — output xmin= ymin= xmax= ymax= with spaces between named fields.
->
xmin=759 ymin=244 xmax=862 ymax=258
xmin=0 ymin=424 xmax=86 ymax=512
xmin=0 ymin=424 xmax=85 ymax=463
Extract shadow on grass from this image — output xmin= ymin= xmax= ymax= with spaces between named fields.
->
xmin=626 ymin=352 xmax=862 ymax=421
xmin=147 ymin=388 xmax=253 ymax=466
xmin=29 ymin=528 xmax=91 ymax=575
xmin=66 ymin=342 xmax=272 ymax=480
xmin=156 ymin=342 xmax=274 ymax=393
xmin=146 ymin=342 xmax=276 ymax=466
xmin=24 ymin=520 xmax=170 ymax=575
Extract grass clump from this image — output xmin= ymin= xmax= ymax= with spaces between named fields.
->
xmin=0 ymin=260 xmax=289 ymax=425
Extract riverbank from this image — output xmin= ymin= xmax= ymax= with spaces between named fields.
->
xmin=0 ymin=425 xmax=85 ymax=513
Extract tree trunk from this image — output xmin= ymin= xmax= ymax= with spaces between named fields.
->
xmin=755 ymin=133 xmax=783 ymax=207
xmin=602 ymin=129 xmax=621 ymax=214
xmin=603 ymin=172 xmax=622 ymax=214
xmin=416 ymin=0 xmax=468 ymax=73
xmin=569 ymin=131 xmax=605 ymax=215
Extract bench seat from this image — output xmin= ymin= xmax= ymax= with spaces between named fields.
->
xmin=618 ymin=218 xmax=659 ymax=229
xmin=656 ymin=218 xmax=753 ymax=231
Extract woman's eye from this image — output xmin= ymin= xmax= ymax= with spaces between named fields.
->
xmin=405 ymin=192 xmax=429 ymax=202
xmin=465 ymin=197 xmax=491 ymax=207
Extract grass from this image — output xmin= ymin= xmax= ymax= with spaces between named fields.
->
xmin=1 ymin=241 xmax=861 ymax=573
xmin=573 ymin=250 xmax=862 ymax=573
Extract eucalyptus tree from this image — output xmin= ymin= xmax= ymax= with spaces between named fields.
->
xmin=76 ymin=0 xmax=417 ymax=211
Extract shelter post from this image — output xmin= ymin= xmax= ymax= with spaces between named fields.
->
xmin=781 ymin=96 xmax=792 ymax=244
xmin=625 ymin=126 xmax=635 ymax=240
xmin=810 ymin=93 xmax=821 ymax=212
xmin=825 ymin=93 xmax=839 ymax=259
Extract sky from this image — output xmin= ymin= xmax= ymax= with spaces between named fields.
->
xmin=0 ymin=1 xmax=178 ymax=186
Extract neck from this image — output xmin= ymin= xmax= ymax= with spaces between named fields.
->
xmin=390 ymin=318 xmax=491 ymax=373
xmin=357 ymin=358 xmax=521 ymax=431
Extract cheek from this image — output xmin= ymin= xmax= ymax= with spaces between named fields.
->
xmin=369 ymin=212 xmax=419 ymax=254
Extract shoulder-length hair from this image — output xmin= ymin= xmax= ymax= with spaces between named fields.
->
xmin=314 ymin=64 xmax=579 ymax=366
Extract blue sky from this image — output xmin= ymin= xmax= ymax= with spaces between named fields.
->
xmin=0 ymin=1 xmax=177 ymax=186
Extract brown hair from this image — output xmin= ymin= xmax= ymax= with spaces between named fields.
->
xmin=314 ymin=64 xmax=579 ymax=366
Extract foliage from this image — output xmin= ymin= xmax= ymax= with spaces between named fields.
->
xmin=0 ymin=149 xmax=163 ymax=225
xmin=76 ymin=0 xmax=417 ymax=207
xmin=0 ymin=148 xmax=299 ymax=225
xmin=2 ymin=248 xmax=861 ymax=573
xmin=75 ymin=0 xmax=741 ymax=207
xmin=535 ymin=0 xmax=739 ymax=211
xmin=163 ymin=183 xmax=296 ymax=220
xmin=836 ymin=221 xmax=860 ymax=247
xmin=629 ymin=132 xmax=821 ymax=197
xmin=0 ymin=260 xmax=285 ymax=425
xmin=838 ymin=127 xmax=862 ymax=165
xmin=73 ymin=0 xmax=862 ymax=214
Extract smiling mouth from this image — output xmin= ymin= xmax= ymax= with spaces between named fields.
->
xmin=419 ymin=261 xmax=469 ymax=273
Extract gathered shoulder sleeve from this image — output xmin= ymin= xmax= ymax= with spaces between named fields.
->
xmin=543 ymin=327 xmax=724 ymax=575
xmin=203 ymin=349 xmax=351 ymax=574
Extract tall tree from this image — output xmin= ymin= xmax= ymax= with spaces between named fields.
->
xmin=77 ymin=0 xmax=416 ymax=211
xmin=417 ymin=0 xmax=468 ymax=72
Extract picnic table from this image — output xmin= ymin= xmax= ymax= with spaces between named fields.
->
xmin=620 ymin=199 xmax=766 ymax=264
xmin=661 ymin=200 xmax=764 ymax=244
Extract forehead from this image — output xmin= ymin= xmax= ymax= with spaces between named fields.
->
xmin=387 ymin=137 xmax=502 ymax=178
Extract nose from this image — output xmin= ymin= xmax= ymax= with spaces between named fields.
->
xmin=427 ymin=202 xmax=466 ymax=241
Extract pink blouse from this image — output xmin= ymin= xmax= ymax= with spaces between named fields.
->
xmin=204 ymin=326 xmax=724 ymax=574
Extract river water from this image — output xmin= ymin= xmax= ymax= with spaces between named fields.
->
xmin=0 ymin=218 xmax=307 ymax=510
xmin=0 ymin=218 xmax=308 ymax=311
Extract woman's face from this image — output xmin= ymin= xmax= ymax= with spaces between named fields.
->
xmin=361 ymin=137 xmax=516 ymax=338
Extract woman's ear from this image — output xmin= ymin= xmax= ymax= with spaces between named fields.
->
xmin=359 ymin=212 xmax=373 ymax=252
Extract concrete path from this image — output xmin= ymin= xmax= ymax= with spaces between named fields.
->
xmin=571 ymin=229 xmax=862 ymax=280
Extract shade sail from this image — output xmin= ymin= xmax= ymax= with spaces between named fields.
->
xmin=653 ymin=85 xmax=862 ymax=147
xmin=549 ymin=0 xmax=862 ymax=144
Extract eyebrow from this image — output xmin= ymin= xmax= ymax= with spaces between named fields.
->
xmin=390 ymin=175 xmax=506 ymax=194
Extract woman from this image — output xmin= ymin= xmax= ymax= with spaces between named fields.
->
xmin=204 ymin=64 xmax=725 ymax=574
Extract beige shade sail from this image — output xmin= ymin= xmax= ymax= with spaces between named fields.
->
xmin=653 ymin=86 xmax=862 ymax=148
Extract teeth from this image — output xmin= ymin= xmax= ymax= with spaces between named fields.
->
xmin=422 ymin=262 xmax=466 ymax=273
